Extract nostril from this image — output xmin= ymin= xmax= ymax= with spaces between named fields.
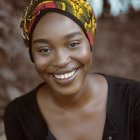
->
xmin=53 ymin=57 xmax=71 ymax=67
xmin=53 ymin=51 xmax=71 ymax=67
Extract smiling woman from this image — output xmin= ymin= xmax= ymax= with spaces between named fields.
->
xmin=32 ymin=12 xmax=92 ymax=96
xmin=4 ymin=0 xmax=140 ymax=140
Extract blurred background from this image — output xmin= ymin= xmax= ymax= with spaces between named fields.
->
xmin=0 ymin=0 xmax=140 ymax=139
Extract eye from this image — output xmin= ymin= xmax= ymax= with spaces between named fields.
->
xmin=38 ymin=47 xmax=52 ymax=54
xmin=68 ymin=41 xmax=80 ymax=48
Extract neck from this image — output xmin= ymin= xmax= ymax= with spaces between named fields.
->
xmin=48 ymin=75 xmax=94 ymax=111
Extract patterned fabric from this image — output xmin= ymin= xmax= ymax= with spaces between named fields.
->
xmin=20 ymin=0 xmax=96 ymax=47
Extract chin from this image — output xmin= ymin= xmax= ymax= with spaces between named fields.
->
xmin=42 ymin=67 xmax=88 ymax=96
xmin=51 ymin=81 xmax=83 ymax=96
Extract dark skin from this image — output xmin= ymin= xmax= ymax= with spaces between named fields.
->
xmin=32 ymin=13 xmax=108 ymax=140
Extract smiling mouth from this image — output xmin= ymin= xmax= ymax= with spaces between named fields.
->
xmin=52 ymin=69 xmax=77 ymax=80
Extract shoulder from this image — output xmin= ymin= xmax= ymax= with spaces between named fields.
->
xmin=4 ymin=83 xmax=43 ymax=118
xmin=103 ymin=74 xmax=140 ymax=108
xmin=4 ymin=83 xmax=48 ymax=139
xmin=105 ymin=74 xmax=140 ymax=85
xmin=105 ymin=75 xmax=140 ymax=129
xmin=4 ymin=91 xmax=33 ymax=120
xmin=95 ymin=73 xmax=140 ymax=94
xmin=104 ymin=74 xmax=140 ymax=92
xmin=92 ymin=73 xmax=140 ymax=98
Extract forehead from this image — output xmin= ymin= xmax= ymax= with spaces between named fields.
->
xmin=32 ymin=12 xmax=85 ymax=40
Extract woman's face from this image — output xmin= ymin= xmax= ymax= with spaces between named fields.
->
xmin=32 ymin=12 xmax=92 ymax=96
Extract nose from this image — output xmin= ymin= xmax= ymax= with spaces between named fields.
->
xmin=52 ymin=49 xmax=71 ymax=68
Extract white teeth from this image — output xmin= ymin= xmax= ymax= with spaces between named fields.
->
xmin=53 ymin=69 xmax=76 ymax=80
xmin=68 ymin=73 xmax=72 ymax=77
xmin=65 ymin=74 xmax=69 ymax=78
xmin=55 ymin=75 xmax=61 ymax=79
xmin=61 ymin=75 xmax=64 ymax=79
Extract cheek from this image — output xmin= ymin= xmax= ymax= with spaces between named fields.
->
xmin=34 ymin=60 xmax=46 ymax=75
xmin=33 ymin=54 xmax=51 ymax=74
xmin=74 ymin=45 xmax=92 ymax=68
xmin=81 ymin=50 xmax=92 ymax=70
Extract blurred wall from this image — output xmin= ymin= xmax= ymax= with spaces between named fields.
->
xmin=93 ymin=12 xmax=140 ymax=80
xmin=0 ymin=0 xmax=140 ymax=139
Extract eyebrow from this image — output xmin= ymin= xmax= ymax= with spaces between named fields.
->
xmin=32 ymin=39 xmax=50 ymax=45
xmin=32 ymin=31 xmax=82 ymax=45
xmin=64 ymin=31 xmax=82 ymax=39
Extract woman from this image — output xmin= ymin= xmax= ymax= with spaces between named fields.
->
xmin=4 ymin=0 xmax=140 ymax=140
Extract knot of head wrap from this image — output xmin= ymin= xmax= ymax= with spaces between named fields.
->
xmin=20 ymin=0 xmax=96 ymax=48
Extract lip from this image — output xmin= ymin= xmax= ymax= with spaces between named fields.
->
xmin=51 ymin=68 xmax=80 ymax=85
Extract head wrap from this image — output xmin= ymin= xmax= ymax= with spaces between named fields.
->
xmin=20 ymin=0 xmax=96 ymax=47
xmin=20 ymin=0 xmax=96 ymax=61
